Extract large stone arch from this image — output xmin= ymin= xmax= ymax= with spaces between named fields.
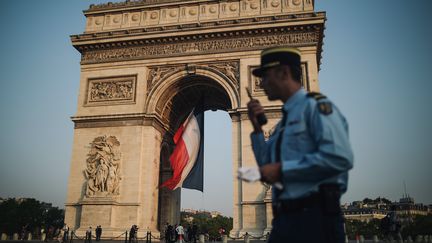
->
xmin=145 ymin=65 xmax=241 ymax=129
xmin=152 ymin=71 xmax=236 ymax=230
xmin=65 ymin=0 xmax=325 ymax=238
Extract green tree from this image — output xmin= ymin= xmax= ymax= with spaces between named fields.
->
xmin=345 ymin=219 xmax=381 ymax=239
xmin=402 ymin=215 xmax=432 ymax=238
xmin=0 ymin=199 xmax=20 ymax=234
xmin=0 ymin=198 xmax=64 ymax=236
xmin=180 ymin=211 xmax=233 ymax=240
xmin=44 ymin=207 xmax=65 ymax=229
xmin=17 ymin=199 xmax=45 ymax=231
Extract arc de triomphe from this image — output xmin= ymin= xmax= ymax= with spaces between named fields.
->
xmin=65 ymin=0 xmax=325 ymax=237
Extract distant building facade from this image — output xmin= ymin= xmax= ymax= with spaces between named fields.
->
xmin=342 ymin=195 xmax=431 ymax=223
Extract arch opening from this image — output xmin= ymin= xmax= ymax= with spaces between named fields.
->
xmin=154 ymin=74 xmax=233 ymax=133
xmin=156 ymin=74 xmax=234 ymax=230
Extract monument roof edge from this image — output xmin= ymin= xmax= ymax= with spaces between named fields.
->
xmin=84 ymin=0 xmax=212 ymax=14
xmin=70 ymin=12 xmax=325 ymax=46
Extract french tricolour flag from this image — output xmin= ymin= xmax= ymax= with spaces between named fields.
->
xmin=161 ymin=109 xmax=204 ymax=192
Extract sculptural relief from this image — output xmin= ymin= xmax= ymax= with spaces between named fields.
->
xmin=147 ymin=66 xmax=183 ymax=91
xmin=86 ymin=76 xmax=136 ymax=105
xmin=147 ymin=60 xmax=240 ymax=92
xmin=84 ymin=136 xmax=122 ymax=197
xmin=209 ymin=62 xmax=239 ymax=86
xmin=82 ymin=31 xmax=319 ymax=64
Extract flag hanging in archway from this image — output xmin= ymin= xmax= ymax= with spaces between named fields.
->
xmin=161 ymin=109 xmax=204 ymax=191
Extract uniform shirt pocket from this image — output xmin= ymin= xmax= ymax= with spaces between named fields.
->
xmin=284 ymin=120 xmax=314 ymax=152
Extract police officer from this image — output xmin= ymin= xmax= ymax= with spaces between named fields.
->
xmin=247 ymin=47 xmax=354 ymax=243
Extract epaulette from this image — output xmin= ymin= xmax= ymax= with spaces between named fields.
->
xmin=307 ymin=92 xmax=333 ymax=115
xmin=306 ymin=92 xmax=327 ymax=101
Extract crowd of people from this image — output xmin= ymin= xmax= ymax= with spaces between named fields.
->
xmin=164 ymin=223 xmax=199 ymax=243
xmin=11 ymin=213 xmax=409 ymax=242
xmin=16 ymin=224 xmax=69 ymax=242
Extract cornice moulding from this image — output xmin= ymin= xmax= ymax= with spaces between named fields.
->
xmin=85 ymin=0 xmax=214 ymax=14
xmin=72 ymin=12 xmax=325 ymax=44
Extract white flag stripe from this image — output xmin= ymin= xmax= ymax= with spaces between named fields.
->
xmin=174 ymin=115 xmax=201 ymax=189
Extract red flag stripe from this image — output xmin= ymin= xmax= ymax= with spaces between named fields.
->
xmin=172 ymin=123 xmax=185 ymax=144
xmin=160 ymin=111 xmax=201 ymax=190
xmin=161 ymin=139 xmax=190 ymax=190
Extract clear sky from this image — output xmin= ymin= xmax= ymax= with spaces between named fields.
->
xmin=0 ymin=1 xmax=431 ymax=218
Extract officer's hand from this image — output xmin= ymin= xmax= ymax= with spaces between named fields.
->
xmin=259 ymin=163 xmax=282 ymax=184
xmin=247 ymin=99 xmax=264 ymax=133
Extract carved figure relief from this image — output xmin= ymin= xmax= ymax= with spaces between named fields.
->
xmin=147 ymin=66 xmax=183 ymax=91
xmin=209 ymin=62 xmax=239 ymax=86
xmin=84 ymin=136 xmax=122 ymax=197
xmin=264 ymin=183 xmax=272 ymax=200
xmin=86 ymin=75 xmax=136 ymax=106
xmin=147 ymin=60 xmax=240 ymax=93
xmin=249 ymin=65 xmax=264 ymax=96
xmin=82 ymin=31 xmax=319 ymax=64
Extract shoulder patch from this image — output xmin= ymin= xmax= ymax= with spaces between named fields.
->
xmin=307 ymin=92 xmax=327 ymax=101
xmin=318 ymin=102 xmax=333 ymax=115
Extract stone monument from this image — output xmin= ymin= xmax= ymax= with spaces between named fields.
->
xmin=65 ymin=0 xmax=325 ymax=237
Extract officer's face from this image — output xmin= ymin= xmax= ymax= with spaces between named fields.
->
xmin=261 ymin=66 xmax=285 ymax=101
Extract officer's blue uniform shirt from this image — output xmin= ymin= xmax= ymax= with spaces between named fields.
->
xmin=251 ymin=88 xmax=354 ymax=202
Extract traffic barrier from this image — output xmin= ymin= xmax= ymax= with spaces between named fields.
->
xmin=222 ymin=235 xmax=228 ymax=243
xmin=244 ymin=232 xmax=250 ymax=243
xmin=199 ymin=234 xmax=205 ymax=243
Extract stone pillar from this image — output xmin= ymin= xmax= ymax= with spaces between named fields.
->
xmin=138 ymin=126 xmax=163 ymax=233
xmin=158 ymin=142 xmax=181 ymax=229
xmin=1 ymin=233 xmax=8 ymax=241
xmin=229 ymin=112 xmax=242 ymax=237
xmin=237 ymin=115 xmax=266 ymax=236
xmin=12 ymin=233 xmax=18 ymax=240
xmin=301 ymin=47 xmax=321 ymax=92
xmin=65 ymin=124 xmax=163 ymax=237
xmin=263 ymin=187 xmax=273 ymax=235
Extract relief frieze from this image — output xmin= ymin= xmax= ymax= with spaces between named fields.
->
xmin=86 ymin=75 xmax=137 ymax=106
xmin=147 ymin=66 xmax=183 ymax=91
xmin=208 ymin=61 xmax=239 ymax=86
xmin=81 ymin=30 xmax=319 ymax=64
xmin=147 ymin=60 xmax=240 ymax=93
xmin=84 ymin=135 xmax=122 ymax=198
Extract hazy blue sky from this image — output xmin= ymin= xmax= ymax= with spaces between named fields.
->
xmin=0 ymin=1 xmax=431 ymax=217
